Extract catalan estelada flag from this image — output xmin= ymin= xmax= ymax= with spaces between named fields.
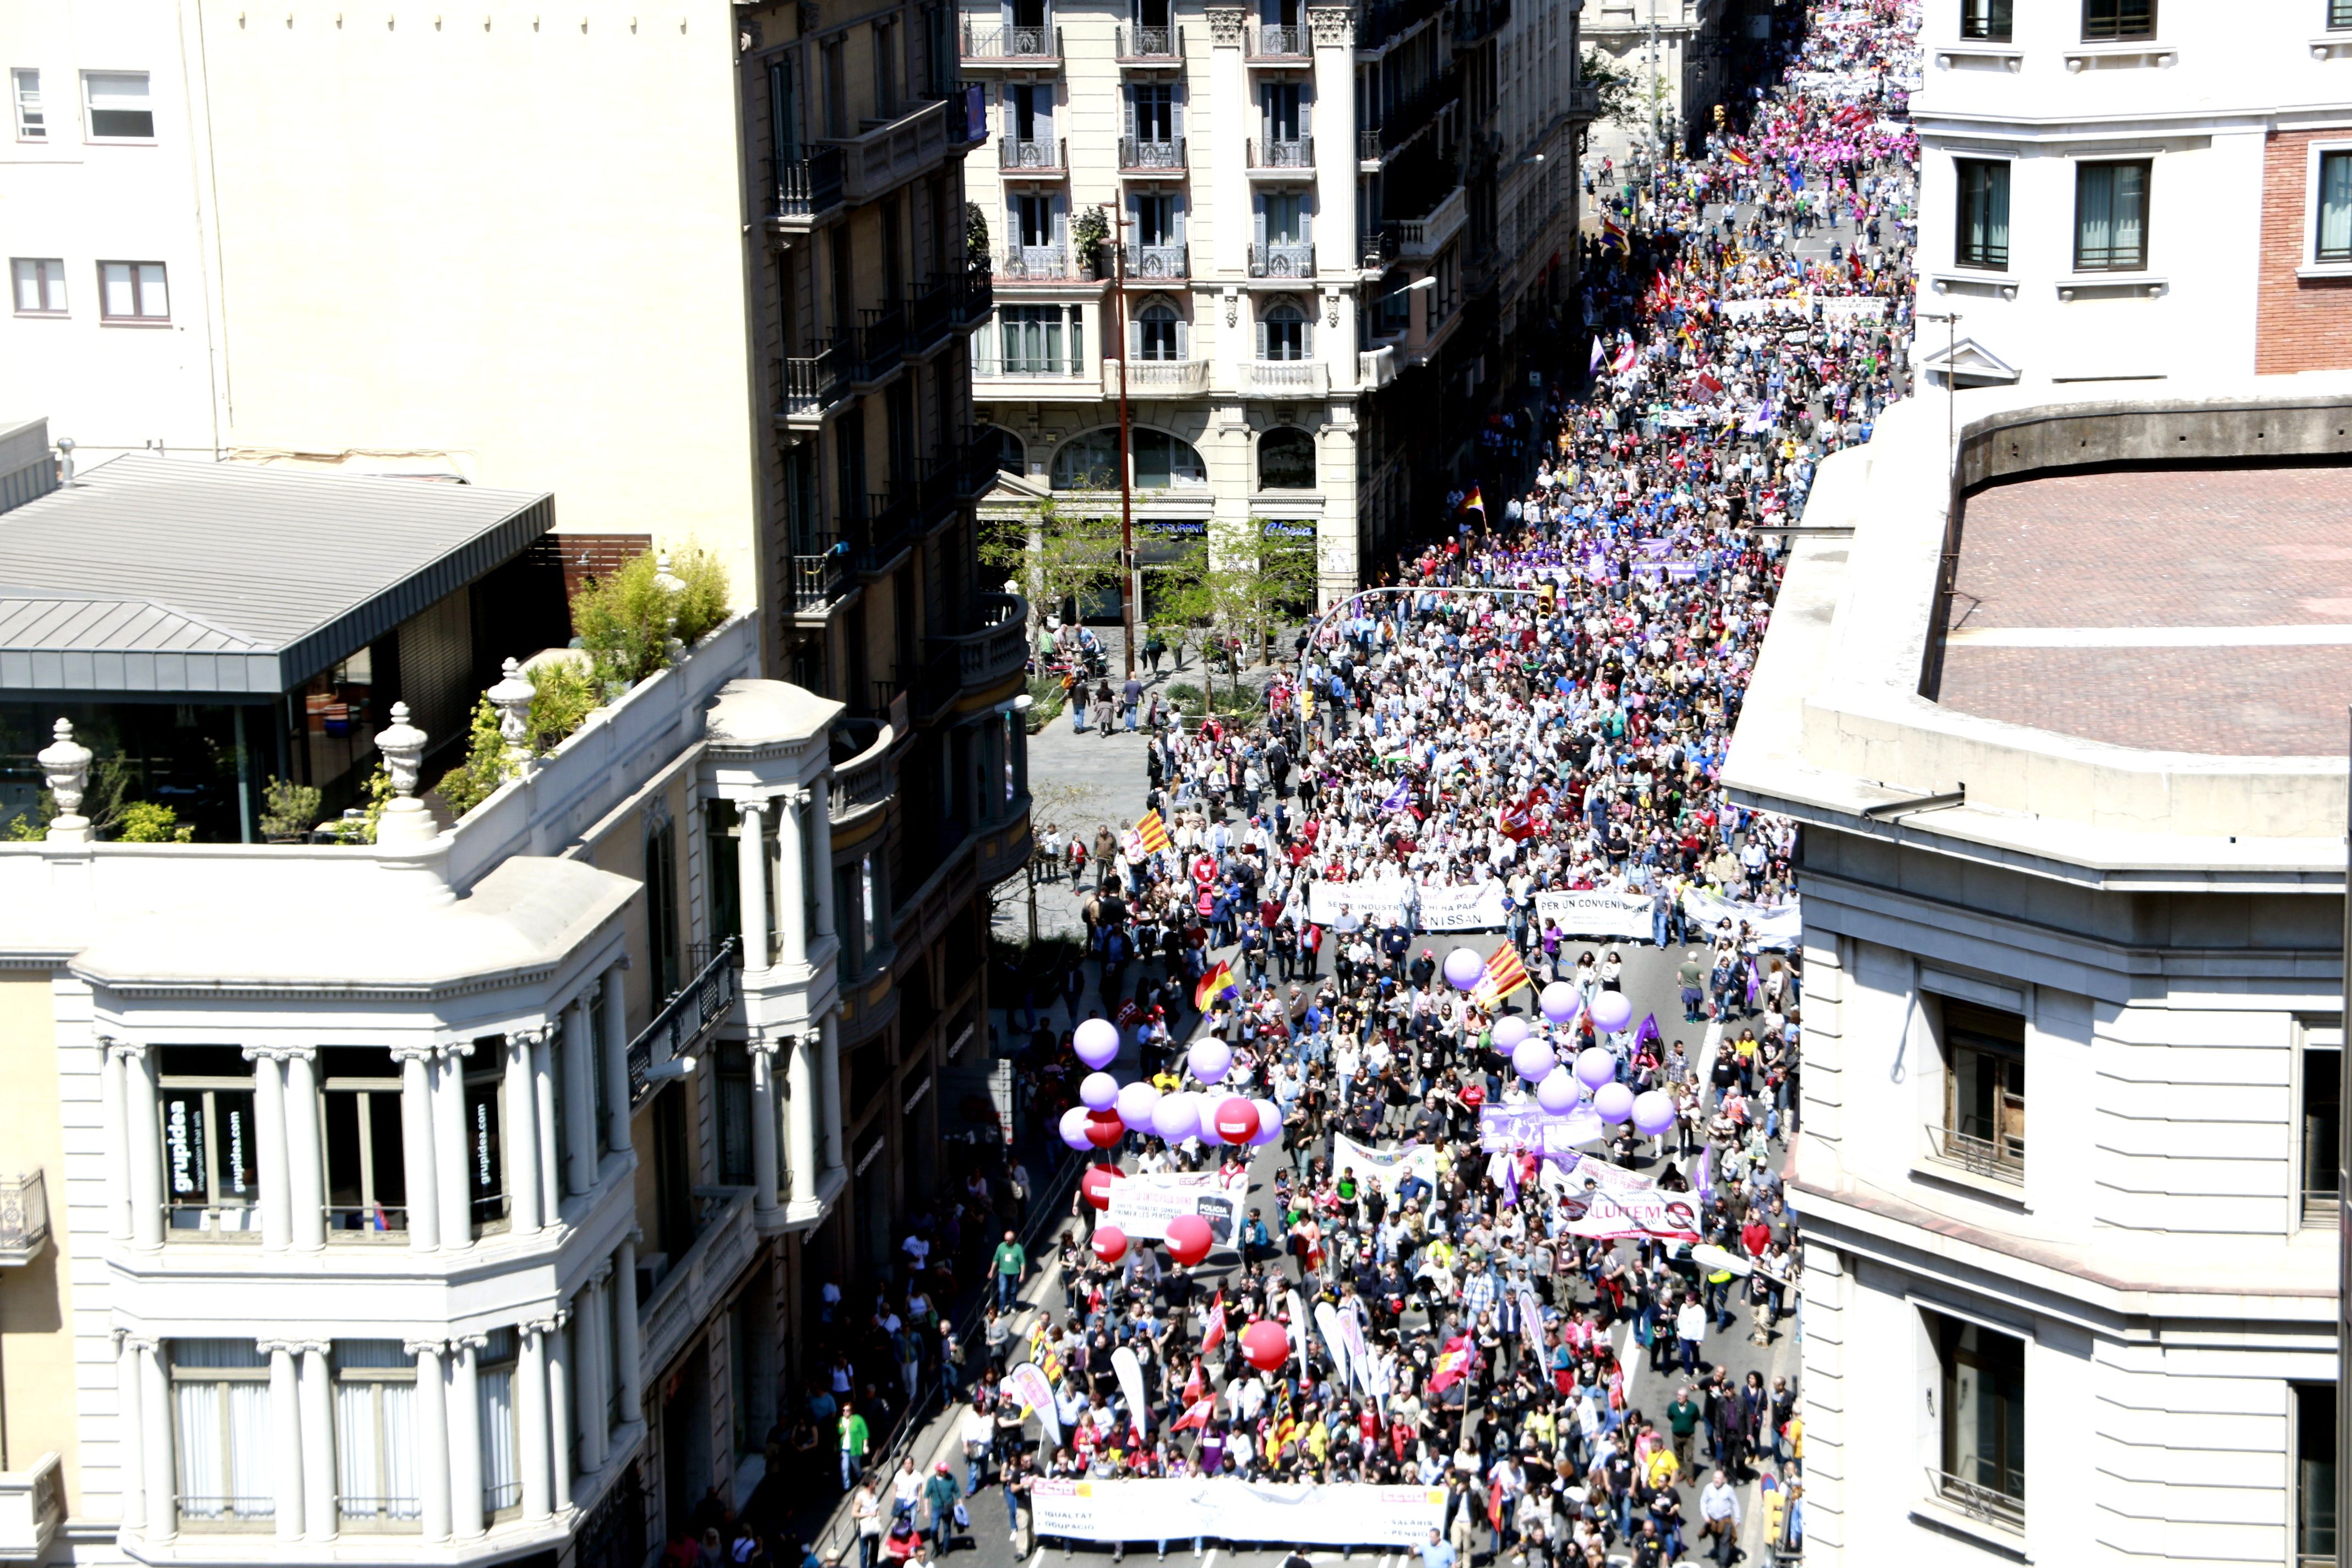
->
xmin=1137 ymin=809 xmax=1172 ymax=855
xmin=1475 ymin=944 xmax=1532 ymax=1009
xmin=1195 ymin=960 xmax=1237 ymax=1012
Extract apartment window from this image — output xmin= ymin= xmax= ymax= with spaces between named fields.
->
xmin=1259 ymin=427 xmax=1316 ymax=488
xmin=2304 ymin=1018 xmax=2342 ymax=1226
xmin=332 ymin=1342 xmax=421 ymax=1526
xmin=2320 ymin=151 xmax=2352 ymax=263
xmin=83 ymin=70 xmax=154 ymax=138
xmin=159 ymin=1046 xmax=259 ymax=1233
xmin=874 ymin=19 xmax=900 ymax=117
xmin=1959 ymin=0 xmax=2011 ymax=40
xmin=12 ymin=68 xmax=43 ymax=140
xmin=320 ymin=1048 xmax=408 ymax=1235
xmin=2073 ymin=161 xmax=2149 ymax=271
xmin=1929 ymin=1311 xmax=2024 ymax=1528
xmin=2081 ymin=0 xmax=2153 ymax=39
xmin=589 ymin=983 xmax=616 ymax=1148
xmin=478 ymin=1329 xmax=521 ymax=1516
xmin=99 ymin=260 xmax=169 ymax=322
xmin=461 ymin=1042 xmax=508 ymax=1231
xmin=1259 ymin=296 xmax=1310 ymax=360
xmin=1000 ymin=304 xmax=1069 ymax=372
xmin=170 ymin=1340 xmax=274 ymax=1523
xmin=715 ymin=1042 xmax=755 ymax=1187
xmin=645 ymin=810 xmax=681 ymax=999
xmin=1136 ymin=298 xmax=1181 ymax=360
xmin=2297 ymin=1383 xmax=2338 ymax=1568
xmin=1936 ymin=998 xmax=2024 ymax=1177
xmin=823 ymin=40 xmax=848 ymax=138
xmin=1954 ymin=159 xmax=2010 ymax=269
xmin=2334 ymin=0 xmax=2352 ymax=30
xmin=12 ymin=258 xmax=66 ymax=315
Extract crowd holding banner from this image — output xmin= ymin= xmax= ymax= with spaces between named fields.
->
xmin=899 ymin=4 xmax=1930 ymax=1566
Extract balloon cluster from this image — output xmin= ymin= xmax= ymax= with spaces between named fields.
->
xmin=1056 ymin=1019 xmax=1284 ymax=1153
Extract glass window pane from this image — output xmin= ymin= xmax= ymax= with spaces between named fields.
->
xmin=2322 ymin=153 xmax=2352 ymax=262
xmin=138 ymin=262 xmax=167 ymax=317
xmin=102 ymin=262 xmax=133 ymax=317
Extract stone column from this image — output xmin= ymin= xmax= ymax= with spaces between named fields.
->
xmin=543 ymin=1313 xmax=574 ymax=1512
xmin=448 ymin=1336 xmax=486 ymax=1539
xmin=737 ymin=798 xmax=772 ymax=971
xmin=138 ymin=1338 xmax=175 ymax=1544
xmin=809 ymin=782 xmax=837 ymax=946
xmin=433 ymin=1043 xmax=475 ymax=1248
xmin=786 ymin=1034 xmax=819 ymax=1211
xmin=601 ymin=965 xmax=631 ymax=1154
xmin=819 ymin=1010 xmax=845 ymax=1179
xmin=121 ymin=1044 xmax=165 ymax=1249
xmin=563 ymin=995 xmax=598 ymax=1195
xmin=503 ymin=1035 xmax=542 ymax=1236
xmin=298 ymin=1342 xmax=336 ymax=1540
xmin=101 ymin=1042 xmax=129 ymax=1242
xmin=575 ymin=1273 xmax=609 ymax=1474
xmin=246 ymin=1049 xmax=293 ymax=1250
xmin=1206 ymin=5 xmax=1250 ymax=275
xmin=407 ymin=1341 xmax=453 ymax=1543
xmin=749 ymin=1040 xmax=782 ymax=1213
xmin=1308 ymin=5 xmax=1358 ymax=362
xmin=518 ymin=1324 xmax=553 ymax=1523
xmin=284 ymin=1050 xmax=326 ymax=1250
xmin=394 ymin=1045 xmax=442 ymax=1251
xmin=263 ymin=1340 xmax=304 ymax=1538
xmin=115 ymin=1332 xmax=145 ymax=1532
xmin=775 ymin=790 xmax=808 ymax=970
xmin=614 ymin=1237 xmax=643 ymax=1423
xmin=535 ymin=1025 xmax=564 ymax=1217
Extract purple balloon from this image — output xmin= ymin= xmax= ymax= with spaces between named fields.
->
xmin=1152 ymin=1092 xmax=1201 ymax=1143
xmin=1058 ymin=1107 xmax=1094 ymax=1151
xmin=1630 ymin=1090 xmax=1678 ymax=1137
xmin=1491 ymin=1016 xmax=1531 ymax=1053
xmin=1115 ymin=1081 xmax=1161 ymax=1127
xmin=1574 ymin=1047 xmax=1617 ymax=1091
xmin=1590 ymin=990 xmax=1634 ymax=1034
xmin=1512 ymin=1038 xmax=1558 ymax=1084
xmin=1536 ymin=1068 xmax=1581 ymax=1115
xmin=1080 ymin=1071 xmax=1119 ymax=1111
xmin=1593 ymin=1081 xmax=1636 ymax=1125
xmin=1249 ymin=1098 xmax=1284 ymax=1146
xmin=1539 ymin=982 xmax=1582 ymax=1024
xmin=1443 ymin=947 xmax=1487 ymax=992
xmin=1189 ymin=1039 xmax=1233 ymax=1085
xmin=1074 ymin=1017 xmax=1121 ymax=1070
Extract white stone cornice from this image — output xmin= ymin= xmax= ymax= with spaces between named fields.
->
xmin=401 ymin=1337 xmax=449 ymax=1358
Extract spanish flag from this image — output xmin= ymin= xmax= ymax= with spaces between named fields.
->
xmin=1725 ymin=147 xmax=1754 ymax=167
xmin=1461 ymin=486 xmax=1485 ymax=517
xmin=1195 ymin=960 xmax=1237 ymax=1012
xmin=1137 ymin=808 xmax=1172 ymax=855
xmin=1474 ymin=944 xmax=1532 ymax=1009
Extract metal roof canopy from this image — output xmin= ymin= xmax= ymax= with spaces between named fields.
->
xmin=0 ymin=454 xmax=553 ymax=699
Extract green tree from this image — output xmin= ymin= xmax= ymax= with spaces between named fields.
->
xmin=571 ymin=547 xmax=732 ymax=694
xmin=117 ymin=801 xmax=194 ymax=843
xmin=981 ymin=501 xmax=1126 ymax=624
xmin=259 ymin=777 xmax=322 ymax=840
xmin=1580 ymin=48 xmax=1642 ymax=130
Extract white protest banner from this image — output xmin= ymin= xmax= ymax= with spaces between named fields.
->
xmin=1815 ymin=295 xmax=1888 ymax=319
xmin=1679 ymin=888 xmax=1802 ymax=949
xmin=1416 ymin=881 xmax=1510 ymax=931
xmin=1556 ymin=1152 xmax=1658 ymax=1195
xmin=1551 ymin=1184 xmax=1704 ymax=1244
xmin=1103 ymin=1166 xmax=1249 ymax=1242
xmin=1478 ymin=1102 xmax=1606 ymax=1155
xmin=1533 ymin=890 xmax=1652 ymax=940
xmin=1333 ymin=1304 xmax=1376 ymax=1398
xmin=1029 ymin=1478 xmax=1450 ymax=1547
xmin=1332 ymin=1134 xmax=1441 ymax=1197
xmin=1112 ymin=1346 xmax=1151 ymax=1438
xmin=1006 ymin=1361 xmax=1061 ymax=1448
xmin=1314 ymin=1300 xmax=1353 ymax=1386
xmin=1718 ymin=297 xmax=1809 ymax=320
xmin=1308 ymin=878 xmax=1415 ymax=927
xmin=1516 ymin=1284 xmax=1546 ymax=1368
xmin=1287 ymin=1288 xmax=1311 ymax=1380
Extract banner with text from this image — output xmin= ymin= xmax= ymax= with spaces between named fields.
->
xmin=1029 ymin=1479 xmax=1450 ymax=1546
xmin=1533 ymin=890 xmax=1654 ymax=940
xmin=1307 ymin=878 xmax=1415 ymax=927
xmin=1478 ymin=1102 xmax=1607 ymax=1155
xmin=1679 ymin=888 xmax=1802 ymax=949
xmin=1332 ymin=1135 xmax=1442 ymax=1197
xmin=1416 ymin=881 xmax=1511 ymax=931
xmin=1103 ymin=1166 xmax=1250 ymax=1242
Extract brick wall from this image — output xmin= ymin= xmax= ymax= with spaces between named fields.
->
xmin=2256 ymin=129 xmax=2352 ymax=374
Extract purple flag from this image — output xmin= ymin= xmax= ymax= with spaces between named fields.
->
xmin=1635 ymin=1013 xmax=1661 ymax=1052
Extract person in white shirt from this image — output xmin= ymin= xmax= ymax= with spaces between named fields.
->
xmin=1698 ymin=1470 xmax=1741 ymax=1564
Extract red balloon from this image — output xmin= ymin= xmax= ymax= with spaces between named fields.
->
xmin=1085 ymin=1109 xmax=1126 ymax=1149
xmin=1165 ymin=1213 xmax=1213 ymax=1266
xmin=1081 ymin=1163 xmax=1126 ymax=1212
xmin=1212 ymin=1097 xmax=1260 ymax=1145
xmin=1240 ymin=1318 xmax=1288 ymax=1371
xmin=1460 ymin=1082 xmax=1487 ymax=1109
xmin=1092 ymin=1226 xmax=1129 ymax=1263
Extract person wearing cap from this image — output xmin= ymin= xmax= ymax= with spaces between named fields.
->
xmin=921 ymin=1461 xmax=960 ymax=1555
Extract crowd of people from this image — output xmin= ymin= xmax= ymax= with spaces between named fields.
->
xmin=720 ymin=5 xmax=1926 ymax=1568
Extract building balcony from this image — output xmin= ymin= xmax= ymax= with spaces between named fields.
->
xmin=0 ymin=1169 xmax=47 ymax=1265
xmin=1449 ymin=0 xmax=1508 ymax=43
xmin=999 ymin=135 xmax=1069 ymax=175
xmin=1116 ymin=24 xmax=1184 ymax=62
xmin=1119 ymin=241 xmax=1190 ymax=279
xmin=828 ymin=720 xmax=898 ymax=830
xmin=908 ymin=275 xmax=956 ymax=355
xmin=638 ymin=1185 xmax=759 ymax=1395
xmin=823 ymin=99 xmax=951 ymax=205
xmin=1246 ymin=136 xmax=1315 ymax=173
xmin=0 ymin=1452 xmax=64 ymax=1564
xmin=935 ymin=593 xmax=1031 ymax=696
xmin=790 ymin=536 xmax=851 ymax=617
xmin=767 ymin=148 xmax=847 ymax=233
xmin=991 ymin=244 xmax=1096 ymax=283
xmin=625 ymin=937 xmax=740 ymax=1109
xmin=973 ymin=356 xmax=1099 ymax=399
xmin=858 ymin=491 xmax=918 ymax=575
xmin=1358 ymin=0 xmax=1444 ymax=52
xmin=1103 ymin=357 xmax=1210 ymax=396
xmin=1248 ymin=23 xmax=1310 ymax=57
xmin=962 ymin=21 xmax=1063 ymax=65
xmin=1359 ymin=345 xmax=1398 ymax=388
xmin=775 ymin=346 xmax=850 ymax=423
xmin=1243 ymin=360 xmax=1329 ymax=397
xmin=1248 ymin=242 xmax=1317 ymax=279
xmin=1566 ymin=81 xmax=1601 ymax=123
xmin=1119 ymin=136 xmax=1186 ymax=175
xmin=1388 ymin=184 xmax=1467 ymax=259
xmin=956 ymin=260 xmax=994 ymax=324
xmin=855 ymin=304 xmax=907 ymax=383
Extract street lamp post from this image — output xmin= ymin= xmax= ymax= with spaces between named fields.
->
xmin=1104 ymin=202 xmax=1138 ymax=679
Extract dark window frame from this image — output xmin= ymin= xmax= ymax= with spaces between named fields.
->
xmin=1954 ymin=157 xmax=2011 ymax=270
xmin=2072 ymin=159 xmax=2151 ymax=271
xmin=2081 ymin=0 xmax=2154 ymax=40
xmin=1960 ymin=0 xmax=2012 ymax=40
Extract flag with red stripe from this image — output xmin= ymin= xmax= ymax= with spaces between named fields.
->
xmin=1137 ymin=809 xmax=1172 ymax=855
xmin=1475 ymin=944 xmax=1532 ymax=1009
